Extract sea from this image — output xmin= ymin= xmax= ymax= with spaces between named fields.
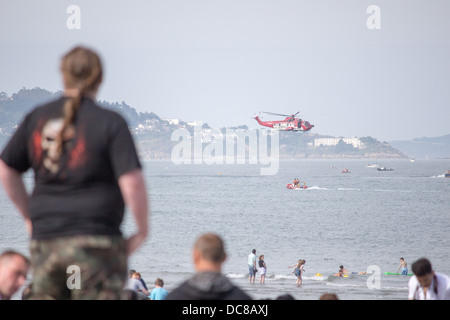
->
xmin=1 ymin=158 xmax=449 ymax=300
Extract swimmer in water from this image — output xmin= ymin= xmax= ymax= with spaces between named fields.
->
xmin=334 ymin=269 xmax=344 ymax=277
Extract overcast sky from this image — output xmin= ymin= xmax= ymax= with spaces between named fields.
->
xmin=1 ymin=0 xmax=449 ymax=141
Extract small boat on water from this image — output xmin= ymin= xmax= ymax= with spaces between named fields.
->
xmin=367 ymin=163 xmax=378 ymax=168
xmin=377 ymin=166 xmax=394 ymax=171
xmin=341 ymin=168 xmax=350 ymax=173
xmin=286 ymin=183 xmax=308 ymax=189
xmin=445 ymin=170 xmax=450 ymax=178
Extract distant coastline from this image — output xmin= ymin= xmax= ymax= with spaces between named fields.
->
xmin=2 ymin=88 xmax=449 ymax=160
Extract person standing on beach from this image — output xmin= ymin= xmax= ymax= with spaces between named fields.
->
xmin=408 ymin=258 xmax=450 ymax=300
xmin=397 ymin=257 xmax=408 ymax=275
xmin=0 ymin=46 xmax=149 ymax=299
xmin=248 ymin=249 xmax=257 ymax=283
xmin=258 ymin=255 xmax=266 ymax=284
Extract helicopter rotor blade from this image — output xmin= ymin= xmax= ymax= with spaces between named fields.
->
xmin=263 ymin=111 xmax=301 ymax=118
xmin=262 ymin=112 xmax=288 ymax=116
xmin=263 ymin=112 xmax=292 ymax=117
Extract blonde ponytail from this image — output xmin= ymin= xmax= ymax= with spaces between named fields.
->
xmin=55 ymin=46 xmax=103 ymax=159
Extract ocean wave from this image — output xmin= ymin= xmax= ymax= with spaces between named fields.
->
xmin=305 ymin=274 xmax=328 ymax=281
xmin=226 ymin=273 xmax=296 ymax=280
xmin=226 ymin=273 xmax=247 ymax=279
xmin=326 ymin=282 xmax=367 ymax=288
xmin=226 ymin=272 xmax=329 ymax=281
xmin=272 ymin=274 xmax=295 ymax=280
xmin=307 ymin=186 xmax=330 ymax=190
xmin=378 ymin=286 xmax=408 ymax=291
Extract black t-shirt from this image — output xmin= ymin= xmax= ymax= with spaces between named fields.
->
xmin=0 ymin=96 xmax=142 ymax=239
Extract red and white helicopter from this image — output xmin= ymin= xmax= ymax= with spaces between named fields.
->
xmin=253 ymin=111 xmax=314 ymax=132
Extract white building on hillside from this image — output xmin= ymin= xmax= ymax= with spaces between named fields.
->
xmin=164 ymin=118 xmax=180 ymax=125
xmin=314 ymin=137 xmax=362 ymax=149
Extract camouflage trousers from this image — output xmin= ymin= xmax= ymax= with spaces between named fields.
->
xmin=28 ymin=235 xmax=127 ymax=300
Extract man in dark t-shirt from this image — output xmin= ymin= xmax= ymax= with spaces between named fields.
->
xmin=0 ymin=46 xmax=149 ymax=299
xmin=166 ymin=233 xmax=252 ymax=300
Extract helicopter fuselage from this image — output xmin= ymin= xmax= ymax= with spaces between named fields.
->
xmin=254 ymin=116 xmax=314 ymax=132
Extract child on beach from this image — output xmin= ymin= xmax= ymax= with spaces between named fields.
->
xmin=149 ymin=278 xmax=168 ymax=300
xmin=289 ymin=260 xmax=306 ymax=285
xmin=258 ymin=255 xmax=266 ymax=284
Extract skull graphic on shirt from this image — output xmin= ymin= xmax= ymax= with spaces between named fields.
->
xmin=41 ymin=118 xmax=75 ymax=173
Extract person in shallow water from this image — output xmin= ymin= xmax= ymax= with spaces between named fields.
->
xmin=397 ymin=257 xmax=408 ymax=275
xmin=334 ymin=269 xmax=345 ymax=277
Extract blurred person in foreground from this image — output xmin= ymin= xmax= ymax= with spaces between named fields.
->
xmin=408 ymin=258 xmax=450 ymax=300
xmin=166 ymin=233 xmax=252 ymax=300
xmin=0 ymin=250 xmax=30 ymax=300
xmin=0 ymin=46 xmax=149 ymax=299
